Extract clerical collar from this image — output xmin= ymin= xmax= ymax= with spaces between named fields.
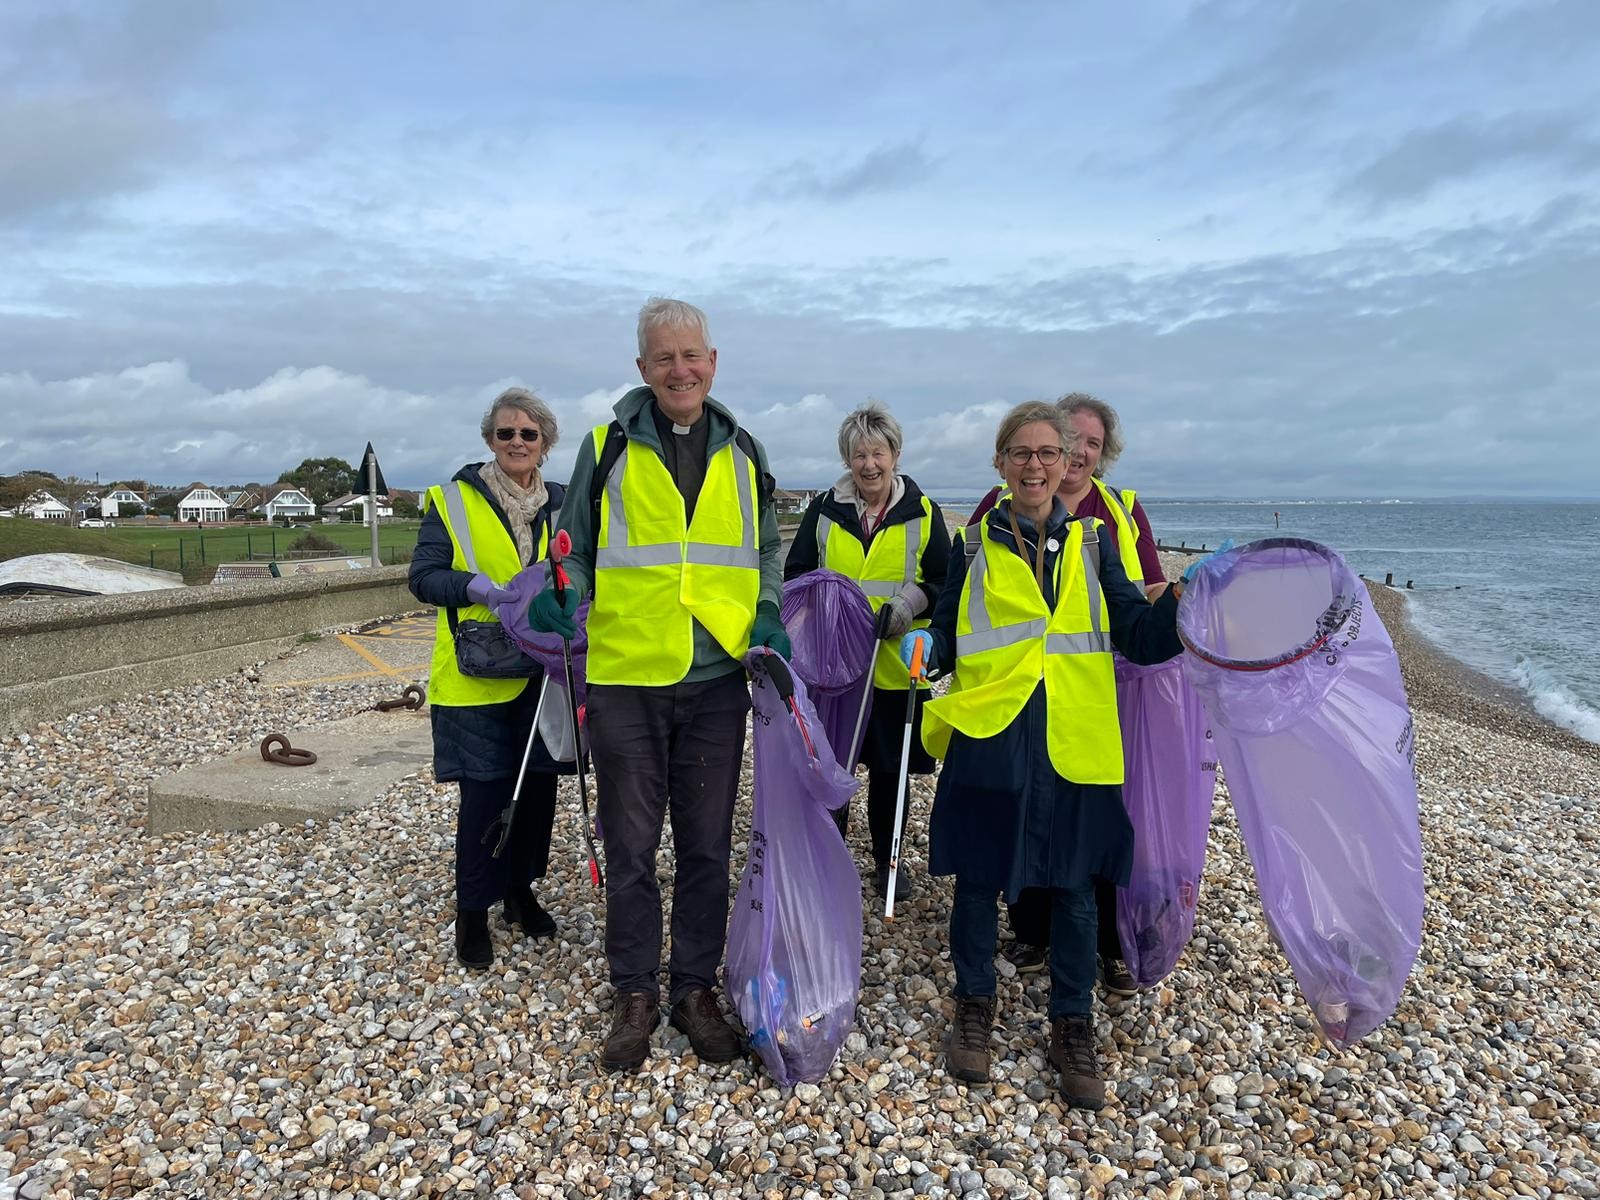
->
xmin=671 ymin=421 xmax=694 ymax=435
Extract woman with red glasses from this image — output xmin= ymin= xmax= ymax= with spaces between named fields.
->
xmin=409 ymin=387 xmax=570 ymax=970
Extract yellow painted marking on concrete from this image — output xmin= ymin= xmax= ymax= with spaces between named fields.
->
xmin=337 ymin=633 xmax=405 ymax=677
xmin=356 ymin=615 xmax=437 ymax=640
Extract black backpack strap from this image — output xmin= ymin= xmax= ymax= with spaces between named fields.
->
xmin=587 ymin=420 xmax=628 ymax=528
xmin=733 ymin=426 xmax=775 ymax=505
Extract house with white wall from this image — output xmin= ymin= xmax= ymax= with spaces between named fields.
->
xmin=322 ymin=492 xmax=394 ymax=522
xmin=20 ymin=491 xmax=70 ymax=520
xmin=176 ymin=485 xmax=229 ymax=523
xmin=100 ymin=486 xmax=147 ymax=518
xmin=255 ymin=484 xmax=318 ymax=521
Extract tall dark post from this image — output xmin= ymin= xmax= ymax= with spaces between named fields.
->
xmin=368 ymin=456 xmax=382 ymax=567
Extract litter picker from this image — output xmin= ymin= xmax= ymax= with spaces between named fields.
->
xmin=550 ymin=529 xmax=603 ymax=888
xmin=884 ymin=634 xmax=926 ymax=921
xmin=488 ymin=675 xmax=551 ymax=858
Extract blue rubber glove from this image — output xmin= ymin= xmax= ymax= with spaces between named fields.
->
xmin=527 ymin=587 xmax=579 ymax=639
xmin=751 ymin=601 xmax=791 ymax=659
xmin=466 ymin=572 xmax=516 ymax=608
xmin=899 ymin=629 xmax=935 ymax=676
xmin=1181 ymin=538 xmax=1236 ymax=584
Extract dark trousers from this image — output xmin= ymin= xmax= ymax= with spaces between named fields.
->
xmin=456 ymin=772 xmax=558 ymax=910
xmin=952 ymin=877 xmax=1098 ymax=1018
xmin=587 ymin=672 xmax=750 ymax=1004
xmin=832 ymin=767 xmax=910 ymax=866
xmin=1007 ymin=881 xmax=1124 ymax=961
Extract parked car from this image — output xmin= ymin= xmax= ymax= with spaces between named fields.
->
xmin=78 ymin=518 xmax=107 ymax=528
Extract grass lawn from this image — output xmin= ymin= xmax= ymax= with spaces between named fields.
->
xmin=0 ymin=519 xmax=423 ymax=578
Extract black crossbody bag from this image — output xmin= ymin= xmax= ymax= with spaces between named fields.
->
xmin=447 ymin=506 xmax=552 ymax=679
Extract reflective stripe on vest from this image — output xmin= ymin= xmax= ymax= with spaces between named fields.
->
xmin=1090 ymin=477 xmax=1144 ymax=587
xmin=922 ymin=514 xmax=1123 ymax=784
xmin=588 ymin=424 xmax=761 ymax=685
xmin=424 ymin=481 xmax=546 ymax=708
xmin=816 ymin=499 xmax=932 ymax=690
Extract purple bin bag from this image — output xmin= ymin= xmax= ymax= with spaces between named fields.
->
xmin=727 ymin=648 xmax=862 ymax=1086
xmin=492 ymin=560 xmax=592 ymax=761
xmin=1114 ymin=652 xmax=1216 ymax=988
xmin=1178 ymin=538 xmax=1424 ymax=1046
xmin=493 ymin=561 xmax=590 ymax=686
xmin=781 ymin=570 xmax=878 ymax=766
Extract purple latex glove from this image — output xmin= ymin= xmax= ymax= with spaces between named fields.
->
xmin=466 ymin=573 xmax=516 ymax=607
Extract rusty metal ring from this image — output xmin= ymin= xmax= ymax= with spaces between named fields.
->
xmin=260 ymin=733 xmax=318 ymax=766
xmin=374 ymin=684 xmax=426 ymax=712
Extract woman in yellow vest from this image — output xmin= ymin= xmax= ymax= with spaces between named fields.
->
xmin=408 ymin=388 xmax=570 ymax=971
xmin=998 ymin=393 xmax=1168 ymax=995
xmin=783 ymin=401 xmax=951 ymax=901
xmin=903 ymin=400 xmax=1184 ymax=1110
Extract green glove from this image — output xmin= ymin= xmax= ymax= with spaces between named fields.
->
xmin=528 ymin=587 xmax=579 ymax=639
xmin=750 ymin=600 xmax=791 ymax=659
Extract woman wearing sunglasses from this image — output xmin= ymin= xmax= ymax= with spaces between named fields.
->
xmin=409 ymin=387 xmax=569 ymax=970
xmin=903 ymin=401 xmax=1184 ymax=1110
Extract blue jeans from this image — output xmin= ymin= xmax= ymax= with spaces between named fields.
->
xmin=951 ymin=877 xmax=1099 ymax=1017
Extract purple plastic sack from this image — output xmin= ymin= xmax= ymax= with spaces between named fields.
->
xmin=781 ymin=570 xmax=878 ymax=766
xmin=727 ymin=648 xmax=862 ymax=1085
xmin=1114 ymin=653 xmax=1216 ymax=988
xmin=1178 ymin=538 xmax=1424 ymax=1045
xmin=493 ymin=561 xmax=591 ymax=760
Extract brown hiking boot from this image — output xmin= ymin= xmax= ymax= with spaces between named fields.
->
xmin=1049 ymin=1014 xmax=1106 ymax=1111
xmin=602 ymin=991 xmax=659 ymax=1072
xmin=945 ymin=996 xmax=995 ymax=1084
xmin=668 ymin=988 xmax=742 ymax=1063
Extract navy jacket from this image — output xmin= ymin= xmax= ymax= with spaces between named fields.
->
xmin=925 ymin=499 xmax=1182 ymax=897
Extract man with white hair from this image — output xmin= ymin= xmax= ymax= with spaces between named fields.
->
xmin=530 ymin=297 xmax=789 ymax=1071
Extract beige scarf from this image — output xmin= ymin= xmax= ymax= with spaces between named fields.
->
xmin=479 ymin=460 xmax=548 ymax=567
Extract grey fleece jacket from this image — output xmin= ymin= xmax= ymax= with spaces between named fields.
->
xmin=555 ymin=385 xmax=784 ymax=683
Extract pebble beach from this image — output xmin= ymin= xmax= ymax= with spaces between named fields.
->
xmin=3 ymin=556 xmax=1599 ymax=1199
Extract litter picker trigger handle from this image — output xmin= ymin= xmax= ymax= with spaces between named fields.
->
xmin=908 ymin=635 xmax=926 ymax=682
xmin=550 ymin=529 xmax=573 ymax=598
xmin=761 ymin=652 xmax=797 ymax=703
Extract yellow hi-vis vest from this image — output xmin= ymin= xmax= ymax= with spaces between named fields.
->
xmin=423 ymin=481 xmax=549 ymax=707
xmin=922 ymin=515 xmax=1124 ymax=784
xmin=815 ymin=495 xmax=934 ymax=690
xmin=1089 ymin=477 xmax=1145 ymax=588
xmin=588 ymin=423 xmax=761 ymax=686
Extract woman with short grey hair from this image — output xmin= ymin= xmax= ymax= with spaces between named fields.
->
xmin=784 ymin=400 xmax=951 ymax=901
xmin=478 ymin=387 xmax=560 ymax=464
xmin=408 ymin=386 xmax=572 ymax=970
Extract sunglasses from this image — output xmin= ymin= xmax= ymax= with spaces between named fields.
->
xmin=494 ymin=427 xmax=541 ymax=443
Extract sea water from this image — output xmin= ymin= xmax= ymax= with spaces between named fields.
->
xmin=1145 ymin=500 xmax=1600 ymax=744
xmin=931 ymin=497 xmax=1600 ymax=743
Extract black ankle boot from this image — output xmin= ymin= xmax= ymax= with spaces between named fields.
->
xmin=503 ymin=887 xmax=557 ymax=939
xmin=455 ymin=909 xmax=492 ymax=969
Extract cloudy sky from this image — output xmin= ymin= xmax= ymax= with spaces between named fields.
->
xmin=2 ymin=0 xmax=1597 ymax=498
